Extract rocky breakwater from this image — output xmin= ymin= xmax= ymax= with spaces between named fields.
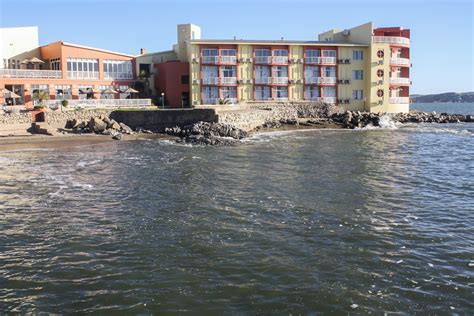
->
xmin=64 ymin=114 xmax=150 ymax=140
xmin=393 ymin=111 xmax=473 ymax=123
xmin=165 ymin=122 xmax=248 ymax=145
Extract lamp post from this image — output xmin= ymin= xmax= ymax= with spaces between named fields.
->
xmin=161 ymin=92 xmax=165 ymax=109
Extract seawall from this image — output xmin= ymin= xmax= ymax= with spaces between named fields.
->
xmin=109 ymin=109 xmax=218 ymax=132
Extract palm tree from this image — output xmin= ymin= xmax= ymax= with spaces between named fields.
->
xmin=217 ymin=97 xmax=231 ymax=105
xmin=33 ymin=90 xmax=49 ymax=107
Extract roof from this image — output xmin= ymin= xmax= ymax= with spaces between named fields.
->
xmin=189 ymin=39 xmax=368 ymax=46
xmin=138 ymin=49 xmax=175 ymax=57
xmin=41 ymin=41 xmax=136 ymax=58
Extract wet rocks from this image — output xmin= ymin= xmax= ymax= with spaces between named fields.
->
xmin=165 ymin=122 xmax=248 ymax=145
xmin=64 ymin=114 xmax=135 ymax=139
xmin=393 ymin=112 xmax=468 ymax=124
xmin=331 ymin=111 xmax=383 ymax=129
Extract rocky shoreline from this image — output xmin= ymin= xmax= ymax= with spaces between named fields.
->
xmin=57 ymin=104 xmax=473 ymax=146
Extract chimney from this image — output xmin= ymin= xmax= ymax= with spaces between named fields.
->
xmin=140 ymin=48 xmax=147 ymax=55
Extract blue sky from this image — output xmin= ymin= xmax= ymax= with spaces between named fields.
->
xmin=1 ymin=0 xmax=473 ymax=94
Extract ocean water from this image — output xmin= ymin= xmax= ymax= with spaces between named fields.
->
xmin=0 ymin=106 xmax=473 ymax=313
xmin=411 ymin=102 xmax=474 ymax=115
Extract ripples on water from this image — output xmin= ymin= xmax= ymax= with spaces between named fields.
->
xmin=0 ymin=122 xmax=473 ymax=313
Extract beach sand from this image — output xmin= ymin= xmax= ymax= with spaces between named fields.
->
xmin=0 ymin=134 xmax=167 ymax=152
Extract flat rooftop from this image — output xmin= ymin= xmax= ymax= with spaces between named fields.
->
xmin=189 ymin=39 xmax=368 ymax=46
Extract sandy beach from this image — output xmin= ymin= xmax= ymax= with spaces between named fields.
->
xmin=0 ymin=133 xmax=166 ymax=152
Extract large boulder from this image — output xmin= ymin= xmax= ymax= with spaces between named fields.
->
xmin=88 ymin=117 xmax=107 ymax=133
xmin=119 ymin=122 xmax=133 ymax=134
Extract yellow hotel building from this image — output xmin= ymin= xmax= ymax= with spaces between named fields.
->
xmin=140 ymin=22 xmax=411 ymax=113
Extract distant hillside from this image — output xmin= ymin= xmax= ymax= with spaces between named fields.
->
xmin=411 ymin=92 xmax=474 ymax=103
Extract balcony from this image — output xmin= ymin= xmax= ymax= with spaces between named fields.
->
xmin=202 ymin=56 xmax=219 ymax=64
xmin=389 ymin=97 xmax=410 ymax=104
xmin=389 ymin=77 xmax=411 ymax=86
xmin=220 ymin=77 xmax=237 ymax=85
xmin=305 ymin=77 xmax=337 ymax=84
xmin=45 ymin=98 xmax=151 ymax=109
xmin=272 ymin=77 xmax=289 ymax=84
xmin=220 ymin=56 xmax=237 ymax=64
xmin=67 ymin=71 xmax=99 ymax=80
xmin=273 ymin=56 xmax=289 ymax=64
xmin=255 ymin=56 xmax=272 ymax=64
xmin=320 ymin=97 xmax=337 ymax=104
xmin=255 ymin=77 xmax=272 ymax=84
xmin=0 ymin=69 xmax=63 ymax=79
xmin=372 ymin=36 xmax=410 ymax=47
xmin=389 ymin=57 xmax=410 ymax=67
xmin=202 ymin=77 xmax=219 ymax=85
xmin=305 ymin=57 xmax=337 ymax=65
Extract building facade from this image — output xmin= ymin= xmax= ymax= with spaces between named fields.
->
xmin=0 ymin=27 xmax=147 ymax=109
xmin=143 ymin=22 xmax=411 ymax=113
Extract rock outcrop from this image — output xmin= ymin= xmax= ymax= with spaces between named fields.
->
xmin=165 ymin=122 xmax=248 ymax=145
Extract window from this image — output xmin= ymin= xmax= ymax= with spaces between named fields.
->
xmin=255 ymin=66 xmax=271 ymax=78
xmin=306 ymin=49 xmax=320 ymax=58
xmin=103 ymin=60 xmax=133 ymax=79
xmin=323 ymin=86 xmax=336 ymax=97
xmin=202 ymin=66 xmax=218 ymax=79
xmin=352 ymin=70 xmax=363 ymax=80
xmin=323 ymin=66 xmax=336 ymax=78
xmin=221 ymin=66 xmax=236 ymax=77
xmin=55 ymin=85 xmax=72 ymax=100
xmin=181 ymin=75 xmax=189 ymax=84
xmin=273 ymin=86 xmax=288 ymax=99
xmin=273 ymin=49 xmax=288 ymax=57
xmin=322 ymin=50 xmax=336 ymax=57
xmin=139 ymin=63 xmax=150 ymax=77
xmin=255 ymin=49 xmax=271 ymax=57
xmin=305 ymin=86 xmax=320 ymax=100
xmin=202 ymin=49 xmax=218 ymax=57
xmin=66 ymin=58 xmax=99 ymax=79
xmin=304 ymin=66 xmax=320 ymax=78
xmin=220 ymin=49 xmax=236 ymax=56
xmin=203 ymin=86 xmax=218 ymax=104
xmin=352 ymin=50 xmax=363 ymax=60
xmin=221 ymin=86 xmax=237 ymax=99
xmin=352 ymin=90 xmax=363 ymax=100
xmin=272 ymin=66 xmax=288 ymax=78
xmin=255 ymin=86 xmax=271 ymax=100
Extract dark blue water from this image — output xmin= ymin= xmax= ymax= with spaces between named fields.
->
xmin=1 ymin=109 xmax=473 ymax=313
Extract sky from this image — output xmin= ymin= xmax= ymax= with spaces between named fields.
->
xmin=0 ymin=0 xmax=473 ymax=94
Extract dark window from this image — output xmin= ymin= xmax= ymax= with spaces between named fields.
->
xmin=139 ymin=63 xmax=150 ymax=77
xmin=181 ymin=75 xmax=189 ymax=84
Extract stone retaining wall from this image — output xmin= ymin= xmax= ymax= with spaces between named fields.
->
xmin=0 ymin=112 xmax=34 ymax=125
xmin=217 ymin=103 xmax=339 ymax=131
xmin=45 ymin=110 xmax=114 ymax=128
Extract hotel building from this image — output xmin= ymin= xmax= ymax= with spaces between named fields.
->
xmin=138 ymin=22 xmax=411 ymax=113
xmin=0 ymin=27 xmax=149 ymax=109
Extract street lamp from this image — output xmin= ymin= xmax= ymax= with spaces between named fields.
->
xmin=161 ymin=92 xmax=165 ymax=109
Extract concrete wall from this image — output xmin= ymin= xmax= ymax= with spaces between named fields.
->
xmin=110 ymin=108 xmax=217 ymax=131
xmin=155 ymin=61 xmax=189 ymax=108
xmin=135 ymin=50 xmax=178 ymax=97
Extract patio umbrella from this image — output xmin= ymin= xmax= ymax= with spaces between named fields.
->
xmin=102 ymin=89 xmax=118 ymax=94
xmin=28 ymin=57 xmax=45 ymax=64
xmin=124 ymin=88 xmax=139 ymax=93
xmin=9 ymin=91 xmax=21 ymax=98
xmin=0 ymin=88 xmax=11 ymax=96
xmin=20 ymin=59 xmax=31 ymax=64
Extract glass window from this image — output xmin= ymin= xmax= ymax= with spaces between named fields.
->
xmin=221 ymin=49 xmax=236 ymax=56
xmin=255 ymin=86 xmax=271 ymax=100
xmin=255 ymin=49 xmax=271 ymax=57
xmin=353 ymin=50 xmax=363 ymax=60
xmin=352 ymin=90 xmax=363 ymax=100
xmin=202 ymin=49 xmax=218 ymax=57
xmin=78 ymin=62 xmax=82 ymax=71
xmin=306 ymin=50 xmax=320 ymax=57
xmin=323 ymin=86 xmax=336 ymax=97
xmin=305 ymin=86 xmax=320 ymax=99
xmin=352 ymin=70 xmax=363 ymax=80
xmin=322 ymin=50 xmax=336 ymax=57
xmin=273 ymin=49 xmax=288 ymax=57
xmin=273 ymin=66 xmax=288 ymax=77
xmin=323 ymin=66 xmax=336 ymax=77
xmin=305 ymin=66 xmax=319 ymax=78
xmin=221 ymin=66 xmax=236 ymax=77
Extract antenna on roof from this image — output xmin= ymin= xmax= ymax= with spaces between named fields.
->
xmin=281 ymin=36 xmax=284 ymax=41
xmin=234 ymin=36 xmax=236 ymax=40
